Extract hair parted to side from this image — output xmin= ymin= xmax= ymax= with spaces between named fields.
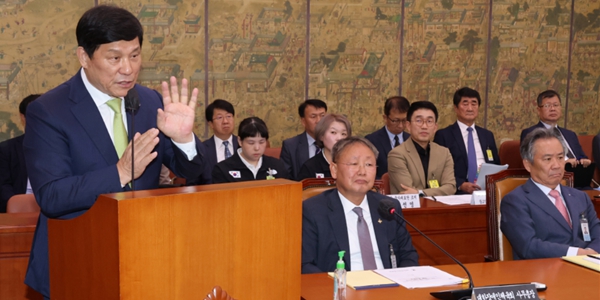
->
xmin=238 ymin=117 xmax=269 ymax=140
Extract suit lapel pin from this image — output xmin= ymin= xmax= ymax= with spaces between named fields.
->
xmin=378 ymin=218 xmax=382 ymax=224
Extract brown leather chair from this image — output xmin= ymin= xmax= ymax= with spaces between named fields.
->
xmin=301 ymin=178 xmax=385 ymax=200
xmin=7 ymin=194 xmax=40 ymax=213
xmin=203 ymin=285 xmax=235 ymax=300
xmin=264 ymin=147 xmax=282 ymax=159
xmin=498 ymin=140 xmax=524 ymax=169
xmin=381 ymin=172 xmax=390 ymax=195
xmin=485 ymin=169 xmax=573 ymax=261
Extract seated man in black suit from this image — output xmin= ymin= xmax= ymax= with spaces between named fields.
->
xmin=365 ymin=96 xmax=410 ymax=179
xmin=302 ymin=136 xmax=418 ymax=273
xmin=201 ymin=99 xmax=238 ymax=182
xmin=0 ymin=94 xmax=41 ymax=212
xmin=434 ymin=87 xmax=499 ymax=194
xmin=280 ymin=99 xmax=327 ymax=180
xmin=521 ymin=90 xmax=591 ymax=169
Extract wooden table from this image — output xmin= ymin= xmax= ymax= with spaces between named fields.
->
xmin=0 ymin=213 xmax=43 ymax=300
xmin=403 ymin=198 xmax=487 ymax=265
xmin=301 ymin=258 xmax=600 ymax=300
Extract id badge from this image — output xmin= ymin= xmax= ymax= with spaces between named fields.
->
xmin=486 ymin=149 xmax=494 ymax=161
xmin=581 ymin=214 xmax=591 ymax=242
xmin=428 ymin=179 xmax=439 ymax=188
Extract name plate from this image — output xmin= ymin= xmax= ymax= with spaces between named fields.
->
xmin=472 ymin=284 xmax=540 ymax=300
xmin=387 ymin=194 xmax=421 ymax=209
xmin=471 ymin=190 xmax=486 ymax=205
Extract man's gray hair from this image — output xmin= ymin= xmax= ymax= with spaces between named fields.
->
xmin=331 ymin=136 xmax=379 ymax=163
xmin=520 ymin=128 xmax=568 ymax=162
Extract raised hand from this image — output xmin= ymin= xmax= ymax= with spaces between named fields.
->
xmin=157 ymin=76 xmax=199 ymax=143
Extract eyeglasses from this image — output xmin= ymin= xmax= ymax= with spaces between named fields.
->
xmin=539 ymin=103 xmax=561 ymax=109
xmin=386 ymin=116 xmax=407 ymax=125
xmin=337 ymin=162 xmax=377 ymax=170
xmin=213 ymin=115 xmax=234 ymax=122
xmin=411 ymin=118 xmax=436 ymax=127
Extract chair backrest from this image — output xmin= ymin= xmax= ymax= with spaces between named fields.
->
xmin=301 ymin=178 xmax=385 ymax=200
xmin=264 ymin=147 xmax=282 ymax=159
xmin=203 ymin=285 xmax=235 ymax=300
xmin=499 ymin=140 xmax=524 ymax=169
xmin=486 ymin=169 xmax=573 ymax=261
xmin=7 ymin=194 xmax=40 ymax=213
xmin=381 ymin=172 xmax=390 ymax=195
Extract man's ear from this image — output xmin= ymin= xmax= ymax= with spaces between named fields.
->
xmin=77 ymin=47 xmax=90 ymax=69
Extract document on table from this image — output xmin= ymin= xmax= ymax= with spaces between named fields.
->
xmin=424 ymin=195 xmax=472 ymax=205
xmin=476 ymin=163 xmax=509 ymax=189
xmin=374 ymin=266 xmax=466 ymax=289
xmin=327 ymin=270 xmax=399 ymax=290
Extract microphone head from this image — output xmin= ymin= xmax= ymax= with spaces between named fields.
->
xmin=378 ymin=198 xmax=397 ymax=221
xmin=125 ymin=88 xmax=141 ymax=112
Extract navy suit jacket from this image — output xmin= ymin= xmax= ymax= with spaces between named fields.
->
xmin=520 ymin=122 xmax=587 ymax=159
xmin=0 ymin=134 xmax=28 ymax=212
xmin=434 ymin=122 xmax=499 ymax=194
xmin=302 ymin=189 xmax=419 ymax=273
xmin=500 ymin=179 xmax=600 ymax=260
xmin=365 ymin=127 xmax=410 ymax=179
xmin=192 ymin=135 xmax=239 ymax=184
xmin=280 ymin=132 xmax=310 ymax=180
xmin=23 ymin=71 xmax=207 ymax=297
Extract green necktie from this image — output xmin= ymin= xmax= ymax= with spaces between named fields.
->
xmin=106 ymin=98 xmax=128 ymax=158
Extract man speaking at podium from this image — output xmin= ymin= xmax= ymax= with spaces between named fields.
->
xmin=501 ymin=128 xmax=600 ymax=260
xmin=23 ymin=6 xmax=207 ymax=299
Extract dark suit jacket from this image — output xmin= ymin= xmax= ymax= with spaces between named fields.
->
xmin=365 ymin=127 xmax=410 ymax=179
xmin=434 ymin=122 xmax=499 ymax=194
xmin=22 ymin=71 xmax=207 ymax=297
xmin=0 ymin=134 xmax=27 ymax=212
xmin=302 ymin=189 xmax=419 ymax=273
xmin=212 ymin=152 xmax=288 ymax=183
xmin=520 ymin=122 xmax=587 ymax=159
xmin=189 ymin=135 xmax=239 ymax=185
xmin=500 ymin=179 xmax=600 ymax=260
xmin=280 ymin=132 xmax=310 ymax=180
xmin=297 ymin=152 xmax=331 ymax=180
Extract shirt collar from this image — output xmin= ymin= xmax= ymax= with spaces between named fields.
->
xmin=456 ymin=120 xmax=475 ymax=132
xmin=214 ymin=135 xmax=233 ymax=148
xmin=540 ymin=121 xmax=556 ymax=129
xmin=236 ymin=148 xmax=263 ymax=171
xmin=338 ymin=191 xmax=369 ymax=215
xmin=530 ymin=179 xmax=562 ymax=197
xmin=306 ymin=132 xmax=316 ymax=146
xmin=385 ymin=126 xmax=402 ymax=142
xmin=411 ymin=138 xmax=429 ymax=155
xmin=80 ymin=68 xmax=122 ymax=107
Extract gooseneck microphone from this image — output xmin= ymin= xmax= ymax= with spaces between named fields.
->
xmin=378 ymin=198 xmax=474 ymax=300
xmin=124 ymin=88 xmax=140 ymax=191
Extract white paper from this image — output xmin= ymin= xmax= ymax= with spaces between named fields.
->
xmin=476 ymin=163 xmax=509 ymax=189
xmin=424 ymin=195 xmax=472 ymax=205
xmin=583 ymin=256 xmax=600 ymax=265
xmin=374 ymin=266 xmax=466 ymax=289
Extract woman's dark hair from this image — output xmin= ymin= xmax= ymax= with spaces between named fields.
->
xmin=238 ymin=117 xmax=269 ymax=140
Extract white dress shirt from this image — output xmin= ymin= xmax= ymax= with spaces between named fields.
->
xmin=457 ymin=121 xmax=485 ymax=168
xmin=339 ymin=192 xmax=384 ymax=270
xmin=385 ymin=126 xmax=404 ymax=149
xmin=237 ymin=148 xmax=263 ymax=179
xmin=214 ymin=135 xmax=234 ymax=163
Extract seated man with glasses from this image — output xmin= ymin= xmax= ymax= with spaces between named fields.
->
xmin=520 ymin=90 xmax=593 ymax=188
xmin=434 ymin=87 xmax=500 ymax=194
xmin=196 ymin=99 xmax=238 ymax=184
xmin=388 ymin=101 xmax=456 ymax=196
xmin=365 ymin=96 xmax=410 ymax=179
xmin=302 ymin=136 xmax=419 ymax=273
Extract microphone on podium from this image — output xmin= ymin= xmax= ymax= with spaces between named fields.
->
xmin=378 ymin=198 xmax=474 ymax=300
xmin=125 ymin=88 xmax=141 ymax=191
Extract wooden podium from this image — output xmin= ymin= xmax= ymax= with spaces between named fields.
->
xmin=47 ymin=179 xmax=302 ymax=299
